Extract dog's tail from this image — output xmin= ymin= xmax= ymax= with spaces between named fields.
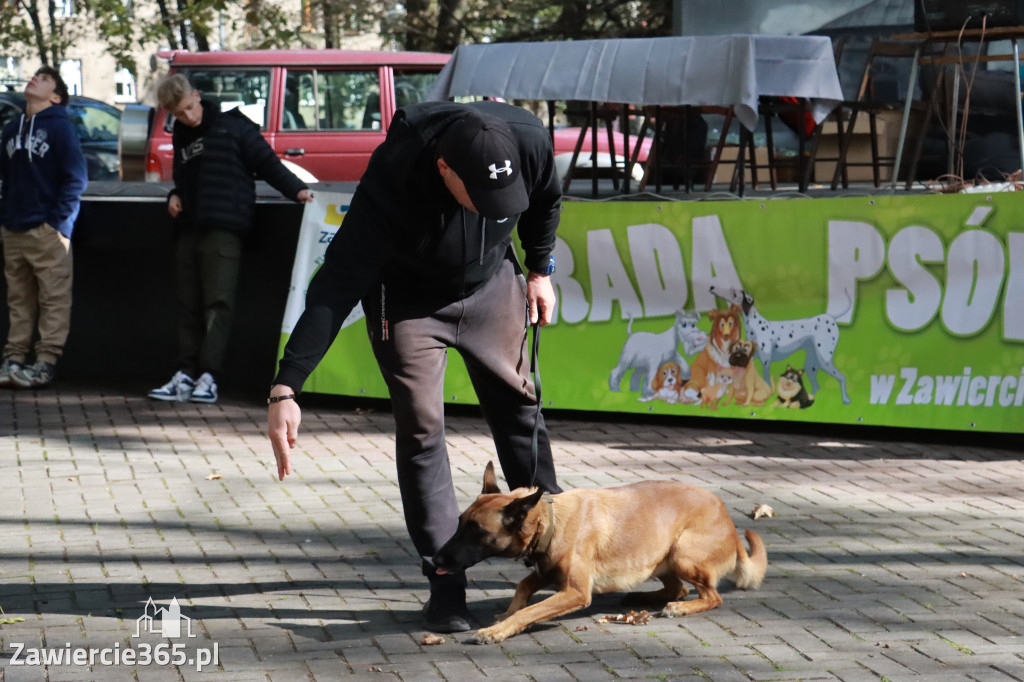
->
xmin=830 ymin=287 xmax=853 ymax=321
xmin=732 ymin=529 xmax=767 ymax=590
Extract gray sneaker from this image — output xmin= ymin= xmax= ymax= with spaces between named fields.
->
xmin=10 ymin=360 xmax=56 ymax=389
xmin=0 ymin=357 xmax=24 ymax=388
xmin=148 ymin=371 xmax=195 ymax=401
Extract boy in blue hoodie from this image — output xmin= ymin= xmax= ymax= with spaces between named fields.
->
xmin=0 ymin=66 xmax=88 ymax=388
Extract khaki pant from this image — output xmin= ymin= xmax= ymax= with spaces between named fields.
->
xmin=2 ymin=224 xmax=73 ymax=365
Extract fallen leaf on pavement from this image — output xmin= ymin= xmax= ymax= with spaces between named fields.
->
xmin=206 ymin=473 xmax=223 ymax=480
xmin=421 ymin=634 xmax=445 ymax=645
xmin=751 ymin=504 xmax=774 ymax=519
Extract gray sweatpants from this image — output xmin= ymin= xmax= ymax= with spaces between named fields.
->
xmin=366 ymin=257 xmax=561 ymax=572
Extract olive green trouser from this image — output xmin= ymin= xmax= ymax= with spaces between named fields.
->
xmin=175 ymin=228 xmax=242 ymax=378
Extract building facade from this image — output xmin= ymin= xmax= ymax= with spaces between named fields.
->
xmin=0 ymin=0 xmax=384 ymax=107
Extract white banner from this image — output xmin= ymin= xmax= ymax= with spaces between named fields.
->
xmin=280 ymin=191 xmax=358 ymax=334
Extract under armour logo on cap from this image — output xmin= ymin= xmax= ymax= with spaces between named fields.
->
xmin=437 ymin=109 xmax=529 ymax=219
xmin=489 ymin=161 xmax=513 ymax=179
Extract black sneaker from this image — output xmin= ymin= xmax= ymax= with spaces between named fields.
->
xmin=423 ymin=575 xmax=472 ymax=633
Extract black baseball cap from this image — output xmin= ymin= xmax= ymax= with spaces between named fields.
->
xmin=437 ymin=111 xmax=528 ymax=219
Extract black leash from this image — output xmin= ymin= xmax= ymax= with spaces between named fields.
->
xmin=529 ymin=321 xmax=542 ymax=488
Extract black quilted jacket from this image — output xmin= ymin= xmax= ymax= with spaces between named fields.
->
xmin=169 ymin=101 xmax=307 ymax=235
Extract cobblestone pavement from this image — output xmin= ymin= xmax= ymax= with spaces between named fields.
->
xmin=0 ymin=384 xmax=1022 ymax=681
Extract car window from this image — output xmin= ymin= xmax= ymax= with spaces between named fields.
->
xmin=393 ymin=70 xmax=440 ymax=109
xmin=283 ymin=70 xmax=314 ymax=131
xmin=0 ymin=100 xmax=22 ymax=128
xmin=167 ymin=68 xmax=272 ymax=131
xmin=66 ymin=101 xmax=120 ymax=143
xmin=283 ymin=69 xmax=380 ymax=131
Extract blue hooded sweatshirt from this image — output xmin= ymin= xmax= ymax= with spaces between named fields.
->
xmin=0 ymin=104 xmax=88 ymax=238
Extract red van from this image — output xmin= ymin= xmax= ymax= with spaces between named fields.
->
xmin=144 ymin=49 xmax=452 ymax=182
xmin=141 ymin=49 xmax=649 ymax=184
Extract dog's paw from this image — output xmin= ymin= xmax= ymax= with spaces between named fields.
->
xmin=466 ymin=626 xmax=506 ymax=644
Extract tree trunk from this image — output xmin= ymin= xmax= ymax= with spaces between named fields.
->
xmin=553 ymin=0 xmax=590 ymax=39
xmin=45 ymin=0 xmax=59 ymax=63
xmin=435 ymin=0 xmax=464 ymax=53
xmin=321 ymin=0 xmax=338 ymax=49
xmin=22 ymin=0 xmax=48 ymax=65
xmin=194 ymin=26 xmax=210 ymax=51
xmin=402 ymin=0 xmax=430 ymax=51
xmin=175 ymin=0 xmax=189 ymax=48
xmin=154 ymin=0 xmax=182 ymax=49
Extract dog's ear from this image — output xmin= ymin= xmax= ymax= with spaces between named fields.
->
xmin=482 ymin=461 xmax=502 ymax=495
xmin=749 ymin=340 xmax=758 ymax=354
xmin=502 ymin=488 xmax=544 ymax=530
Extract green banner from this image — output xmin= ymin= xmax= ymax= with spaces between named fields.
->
xmin=281 ymin=192 xmax=1024 ymax=433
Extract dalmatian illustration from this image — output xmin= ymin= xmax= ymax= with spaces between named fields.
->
xmin=609 ymin=309 xmax=707 ymax=401
xmin=709 ymin=286 xmax=851 ymax=404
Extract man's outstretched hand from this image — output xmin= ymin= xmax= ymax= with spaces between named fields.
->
xmin=268 ymin=385 xmax=300 ymax=480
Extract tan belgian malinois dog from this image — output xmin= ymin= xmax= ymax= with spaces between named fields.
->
xmin=433 ymin=462 xmax=768 ymax=643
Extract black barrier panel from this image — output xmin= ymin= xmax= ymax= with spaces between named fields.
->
xmin=0 ymin=190 xmax=303 ymax=395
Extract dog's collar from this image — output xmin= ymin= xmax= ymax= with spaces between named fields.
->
xmin=531 ymin=493 xmax=557 ymax=557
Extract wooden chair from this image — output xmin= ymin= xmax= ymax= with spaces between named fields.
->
xmin=561 ymin=102 xmax=630 ymax=195
xmin=760 ymin=96 xmax=818 ymax=192
xmin=637 ymin=105 xmax=760 ymax=195
xmin=831 ymin=39 xmax=943 ymax=188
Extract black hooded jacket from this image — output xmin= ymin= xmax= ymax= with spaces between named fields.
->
xmin=274 ymin=100 xmax=562 ymax=392
xmin=170 ymin=100 xmax=308 ymax=234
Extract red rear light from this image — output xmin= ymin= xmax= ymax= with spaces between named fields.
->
xmin=145 ymin=153 xmax=162 ymax=182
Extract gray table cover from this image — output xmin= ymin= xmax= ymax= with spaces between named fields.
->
xmin=427 ymin=35 xmax=844 ymax=130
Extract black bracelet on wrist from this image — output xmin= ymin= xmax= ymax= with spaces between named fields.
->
xmin=267 ymin=393 xmax=296 ymax=405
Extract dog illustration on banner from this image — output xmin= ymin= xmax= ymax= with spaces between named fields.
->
xmin=648 ymin=361 xmax=685 ymax=404
xmin=609 ymin=309 xmax=707 ymax=401
xmin=698 ymin=371 xmax=733 ymax=410
xmin=728 ymin=339 xmax=774 ymax=406
xmin=608 ymin=287 xmax=848 ymax=407
xmin=681 ymin=307 xmax=742 ymax=404
xmin=709 ymin=286 xmax=851 ymax=404
xmin=776 ymin=365 xmax=815 ymax=408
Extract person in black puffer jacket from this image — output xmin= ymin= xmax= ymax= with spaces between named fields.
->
xmin=148 ymin=73 xmax=313 ymax=405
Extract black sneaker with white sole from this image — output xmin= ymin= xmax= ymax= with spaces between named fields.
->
xmin=148 ymin=371 xmax=195 ymax=401
xmin=189 ymin=372 xmax=219 ymax=404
